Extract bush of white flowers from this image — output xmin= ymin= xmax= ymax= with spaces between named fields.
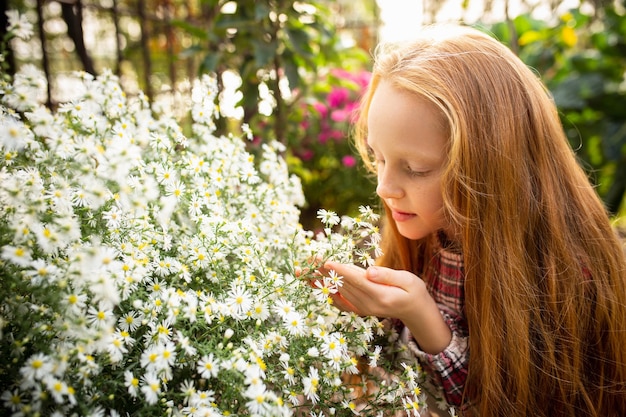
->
xmin=0 ymin=13 xmax=427 ymax=417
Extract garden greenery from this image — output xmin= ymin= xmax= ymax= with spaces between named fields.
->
xmin=278 ymin=68 xmax=377 ymax=230
xmin=0 ymin=12 xmax=430 ymax=417
xmin=487 ymin=7 xmax=626 ymax=215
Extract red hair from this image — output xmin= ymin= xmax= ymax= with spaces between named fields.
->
xmin=355 ymin=25 xmax=626 ymax=416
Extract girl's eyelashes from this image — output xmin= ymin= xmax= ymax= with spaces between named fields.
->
xmin=372 ymin=157 xmax=427 ymax=177
xmin=407 ymin=166 xmax=428 ymax=177
xmin=367 ymin=144 xmax=428 ymax=176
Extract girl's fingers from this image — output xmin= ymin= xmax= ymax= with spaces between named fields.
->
xmin=330 ymin=292 xmax=361 ymax=314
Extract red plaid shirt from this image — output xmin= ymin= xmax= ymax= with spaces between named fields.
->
xmin=401 ymin=232 xmax=469 ymax=412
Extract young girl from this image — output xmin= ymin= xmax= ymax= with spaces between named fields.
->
xmin=324 ymin=25 xmax=626 ymax=417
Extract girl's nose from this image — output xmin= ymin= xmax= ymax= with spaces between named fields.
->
xmin=376 ymin=167 xmax=403 ymax=200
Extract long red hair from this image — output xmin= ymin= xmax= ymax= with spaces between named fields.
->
xmin=354 ymin=25 xmax=626 ymax=416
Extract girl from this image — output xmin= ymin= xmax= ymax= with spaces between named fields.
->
xmin=324 ymin=25 xmax=626 ymax=416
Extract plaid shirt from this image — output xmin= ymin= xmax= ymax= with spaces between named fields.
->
xmin=401 ymin=232 xmax=469 ymax=411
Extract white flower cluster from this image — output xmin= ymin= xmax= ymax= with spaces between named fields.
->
xmin=0 ymin=13 xmax=426 ymax=417
xmin=6 ymin=10 xmax=34 ymax=40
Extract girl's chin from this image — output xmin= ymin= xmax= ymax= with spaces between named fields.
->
xmin=396 ymin=226 xmax=430 ymax=241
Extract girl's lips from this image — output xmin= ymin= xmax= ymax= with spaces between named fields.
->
xmin=391 ymin=210 xmax=416 ymax=222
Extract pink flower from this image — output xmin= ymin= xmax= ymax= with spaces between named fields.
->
xmin=328 ymin=87 xmax=349 ymax=108
xmin=342 ymin=155 xmax=357 ymax=168
xmin=331 ymin=103 xmax=359 ymax=124
xmin=331 ymin=130 xmax=344 ymax=140
xmin=330 ymin=68 xmax=372 ymax=88
xmin=347 ymin=103 xmax=360 ymax=124
xmin=330 ymin=108 xmax=350 ymax=123
xmin=330 ymin=68 xmax=351 ymax=79
xmin=354 ymin=71 xmax=372 ymax=88
xmin=318 ymin=131 xmax=331 ymax=144
xmin=299 ymin=149 xmax=315 ymax=161
xmin=312 ymin=102 xmax=328 ymax=118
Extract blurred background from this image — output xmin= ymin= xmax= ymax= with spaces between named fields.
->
xmin=2 ymin=0 xmax=625 ymax=230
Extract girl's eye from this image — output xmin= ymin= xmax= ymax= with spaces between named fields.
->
xmin=407 ymin=166 xmax=427 ymax=177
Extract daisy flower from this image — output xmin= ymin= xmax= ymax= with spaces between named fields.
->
xmin=1 ymin=245 xmax=32 ymax=267
xmin=117 ymin=310 xmax=143 ymax=332
xmin=301 ymin=367 xmax=320 ymax=404
xmin=197 ymin=353 xmax=220 ymax=379
xmin=140 ymin=372 xmax=161 ymax=405
xmin=6 ymin=10 xmax=33 ymax=39
xmin=19 ymin=353 xmax=53 ymax=382
xmin=124 ymin=371 xmax=140 ymax=397
xmin=225 ymin=284 xmax=253 ymax=318
xmin=317 ymin=209 xmax=340 ymax=226
xmin=283 ymin=311 xmax=305 ymax=336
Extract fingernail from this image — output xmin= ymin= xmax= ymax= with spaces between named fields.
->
xmin=367 ymin=266 xmax=379 ymax=279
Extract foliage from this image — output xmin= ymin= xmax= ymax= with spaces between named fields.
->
xmin=175 ymin=1 xmax=345 ymax=136
xmin=0 ymin=17 xmax=430 ymax=417
xmin=257 ymin=67 xmax=378 ymax=230
xmin=487 ymin=5 xmax=626 ymax=215
xmin=173 ymin=1 xmax=378 ymax=226
xmin=0 ymin=8 xmax=32 ymax=78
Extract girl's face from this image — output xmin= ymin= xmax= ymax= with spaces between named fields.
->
xmin=367 ymin=80 xmax=451 ymax=240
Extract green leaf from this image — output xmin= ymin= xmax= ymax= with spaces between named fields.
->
xmin=252 ymin=38 xmax=277 ymax=68
xmin=215 ymin=16 xmax=257 ymax=30
xmin=603 ymin=121 xmax=626 ymax=161
xmin=200 ymin=52 xmax=221 ymax=74
xmin=282 ymin=52 xmax=301 ymax=90
xmin=171 ymin=19 xmax=209 ymax=39
xmin=286 ymin=27 xmax=313 ymax=58
xmin=254 ymin=3 xmax=270 ymax=21
xmin=179 ymin=44 xmax=204 ymax=59
xmin=552 ymin=82 xmax=585 ymax=109
xmin=240 ymin=79 xmax=260 ymax=112
xmin=239 ymin=59 xmax=258 ymax=81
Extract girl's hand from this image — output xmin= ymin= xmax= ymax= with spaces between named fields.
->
xmin=324 ymin=261 xmax=425 ymax=318
xmin=324 ymin=260 xmax=452 ymax=354
xmin=295 ymin=256 xmax=327 ymax=287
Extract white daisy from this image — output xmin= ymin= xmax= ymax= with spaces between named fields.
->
xmin=301 ymin=367 xmax=320 ymax=404
xmin=0 ymin=116 xmax=31 ymax=151
xmin=283 ymin=311 xmax=305 ymax=336
xmin=86 ymin=305 xmax=114 ymax=329
xmin=273 ymin=299 xmax=294 ymax=319
xmin=140 ymin=372 xmax=161 ymax=405
xmin=105 ymin=333 xmax=128 ymax=363
xmin=19 ymin=353 xmax=53 ymax=383
xmin=225 ymin=284 xmax=253 ymax=318
xmin=368 ymin=345 xmax=382 ymax=368
xmin=317 ymin=209 xmax=340 ymax=226
xmin=24 ymin=259 xmax=59 ymax=285
xmin=175 ymin=331 xmax=197 ymax=356
xmin=124 ymin=371 xmax=140 ymax=397
xmin=117 ymin=310 xmax=143 ymax=332
xmin=1 ymin=245 xmax=32 ymax=267
xmin=197 ymin=353 xmax=219 ymax=379
xmin=189 ymin=389 xmax=216 ymax=408
xmin=244 ymin=383 xmax=271 ymax=415
xmin=6 ymin=10 xmax=33 ymax=39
